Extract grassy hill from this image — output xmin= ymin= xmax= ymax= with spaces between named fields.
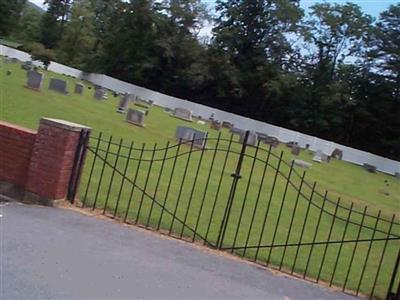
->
xmin=1 ymin=58 xmax=399 ymax=298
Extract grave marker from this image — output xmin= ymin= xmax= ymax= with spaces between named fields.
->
xmin=49 ymin=78 xmax=68 ymax=94
xmin=331 ymin=148 xmax=343 ymax=160
xmin=126 ymin=108 xmax=145 ymax=127
xmin=172 ymin=107 xmax=193 ymax=122
xmin=210 ymin=120 xmax=222 ymax=131
xmin=240 ymin=131 xmax=258 ymax=146
xmin=117 ymin=93 xmax=132 ymax=113
xmin=94 ymin=88 xmax=106 ymax=100
xmin=175 ymin=126 xmax=208 ymax=148
xmin=312 ymin=150 xmax=323 ymax=163
xmin=26 ymin=70 xmax=44 ymax=90
xmin=74 ymin=83 xmax=84 ymax=94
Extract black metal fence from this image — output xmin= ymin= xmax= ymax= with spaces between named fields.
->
xmin=78 ymin=131 xmax=400 ymax=299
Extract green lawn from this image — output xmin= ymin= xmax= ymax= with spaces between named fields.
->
xmin=1 ymin=59 xmax=399 ymax=298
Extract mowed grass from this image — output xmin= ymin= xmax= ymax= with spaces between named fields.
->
xmin=1 ymin=58 xmax=399 ymax=298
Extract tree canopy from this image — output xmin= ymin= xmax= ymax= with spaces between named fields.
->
xmin=1 ymin=0 xmax=399 ymax=160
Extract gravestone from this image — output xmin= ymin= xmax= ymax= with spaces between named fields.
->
xmin=264 ymin=136 xmax=280 ymax=148
xmin=172 ymin=107 xmax=193 ymax=122
xmin=26 ymin=70 xmax=44 ymax=90
xmin=175 ymin=126 xmax=207 ymax=148
xmin=312 ymin=150 xmax=323 ymax=163
xmin=230 ymin=127 xmax=245 ymax=136
xmin=49 ymin=78 xmax=68 ymax=94
xmin=256 ymin=132 xmax=269 ymax=142
xmin=291 ymin=145 xmax=301 ymax=156
xmin=286 ymin=141 xmax=297 ymax=148
xmin=331 ymin=148 xmax=343 ymax=160
xmin=117 ymin=93 xmax=132 ymax=113
xmin=210 ymin=120 xmax=222 ymax=131
xmin=222 ymin=121 xmax=234 ymax=129
xmin=74 ymin=83 xmax=84 ymax=94
xmin=293 ymin=159 xmax=312 ymax=169
xmin=363 ymin=163 xmax=377 ymax=173
xmin=94 ymin=88 xmax=106 ymax=100
xmin=321 ymin=153 xmax=330 ymax=163
xmin=126 ymin=108 xmax=145 ymax=127
xmin=240 ymin=131 xmax=258 ymax=146
xmin=21 ymin=61 xmax=33 ymax=70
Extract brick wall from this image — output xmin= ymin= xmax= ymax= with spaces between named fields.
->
xmin=0 ymin=121 xmax=37 ymax=187
xmin=0 ymin=118 xmax=90 ymax=203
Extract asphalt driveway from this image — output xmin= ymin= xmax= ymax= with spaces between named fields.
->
xmin=1 ymin=201 xmax=357 ymax=299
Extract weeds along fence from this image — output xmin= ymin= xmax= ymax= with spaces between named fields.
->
xmin=78 ymin=131 xmax=400 ymax=299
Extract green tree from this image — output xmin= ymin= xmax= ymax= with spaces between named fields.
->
xmin=30 ymin=42 xmax=54 ymax=68
xmin=13 ymin=4 xmax=42 ymax=43
xmin=56 ymin=0 xmax=95 ymax=68
xmin=40 ymin=0 xmax=72 ymax=48
xmin=0 ymin=0 xmax=26 ymax=36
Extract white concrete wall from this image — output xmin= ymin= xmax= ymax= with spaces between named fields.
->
xmin=2 ymin=44 xmax=399 ymax=175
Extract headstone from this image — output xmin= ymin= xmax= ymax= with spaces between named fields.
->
xmin=286 ymin=141 xmax=297 ymax=148
xmin=117 ymin=93 xmax=132 ymax=113
xmin=256 ymin=132 xmax=269 ymax=142
xmin=331 ymin=148 xmax=343 ymax=160
xmin=222 ymin=121 xmax=234 ymax=129
xmin=291 ymin=145 xmax=301 ymax=156
xmin=49 ymin=78 xmax=68 ymax=94
xmin=230 ymin=127 xmax=245 ymax=136
xmin=175 ymin=126 xmax=208 ymax=148
xmin=321 ymin=153 xmax=330 ymax=163
xmin=172 ymin=107 xmax=193 ymax=122
xmin=264 ymin=136 xmax=280 ymax=148
xmin=210 ymin=120 xmax=222 ymax=131
xmin=126 ymin=108 xmax=145 ymax=127
xmin=312 ymin=150 xmax=323 ymax=163
xmin=94 ymin=88 xmax=106 ymax=100
xmin=363 ymin=164 xmax=377 ymax=173
xmin=21 ymin=61 xmax=33 ymax=71
xmin=240 ymin=131 xmax=258 ymax=146
xmin=209 ymin=112 xmax=215 ymax=121
xmin=293 ymin=159 xmax=312 ymax=169
xmin=26 ymin=70 xmax=44 ymax=90
xmin=74 ymin=83 xmax=84 ymax=94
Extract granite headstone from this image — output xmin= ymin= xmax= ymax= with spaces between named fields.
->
xmin=126 ymin=108 xmax=145 ymax=127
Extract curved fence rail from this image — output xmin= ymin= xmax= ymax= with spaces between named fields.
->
xmin=78 ymin=131 xmax=400 ymax=299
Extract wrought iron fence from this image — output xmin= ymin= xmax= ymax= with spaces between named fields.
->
xmin=77 ymin=131 xmax=400 ymax=299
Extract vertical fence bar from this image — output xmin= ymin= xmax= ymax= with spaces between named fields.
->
xmin=316 ymin=198 xmax=341 ymax=283
xmin=216 ymin=131 xmax=249 ymax=249
xmin=179 ymin=135 xmax=207 ymax=239
xmin=82 ymin=132 xmax=102 ymax=207
xmin=231 ymin=140 xmax=260 ymax=253
xmin=356 ymin=210 xmax=381 ymax=296
xmin=123 ymin=144 xmax=145 ymax=222
xmin=192 ymin=133 xmax=221 ymax=243
xmin=146 ymin=141 xmax=170 ymax=227
xmin=370 ymin=214 xmax=396 ymax=298
xmin=157 ymin=142 xmax=181 ymax=231
xmin=343 ymin=205 xmax=368 ymax=291
xmin=279 ymin=171 xmax=306 ymax=269
xmin=329 ymin=202 xmax=354 ymax=287
xmin=243 ymin=146 xmax=272 ymax=257
xmin=134 ymin=144 xmax=157 ymax=225
xmin=303 ymin=191 xmax=328 ymax=279
xmin=254 ymin=151 xmax=284 ymax=261
xmin=291 ymin=182 xmax=316 ymax=275
xmin=92 ymin=135 xmax=113 ymax=210
xmin=169 ymin=139 xmax=195 ymax=235
xmin=386 ymin=249 xmax=400 ymax=300
xmin=266 ymin=160 xmax=295 ymax=266
xmin=113 ymin=141 xmax=134 ymax=218
xmin=103 ymin=138 xmax=123 ymax=214
xmin=204 ymin=134 xmax=234 ymax=245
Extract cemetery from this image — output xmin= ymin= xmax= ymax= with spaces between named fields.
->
xmin=1 ymin=59 xmax=399 ymax=298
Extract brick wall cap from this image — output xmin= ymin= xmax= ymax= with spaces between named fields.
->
xmin=0 ymin=121 xmax=37 ymax=134
xmin=40 ymin=118 xmax=91 ymax=132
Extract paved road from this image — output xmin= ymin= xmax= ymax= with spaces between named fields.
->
xmin=1 ymin=201 xmax=357 ymax=299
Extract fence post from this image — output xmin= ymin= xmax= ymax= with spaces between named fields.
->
xmin=387 ymin=249 xmax=400 ymax=300
xmin=216 ymin=130 xmax=249 ymax=249
xmin=67 ymin=128 xmax=91 ymax=203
